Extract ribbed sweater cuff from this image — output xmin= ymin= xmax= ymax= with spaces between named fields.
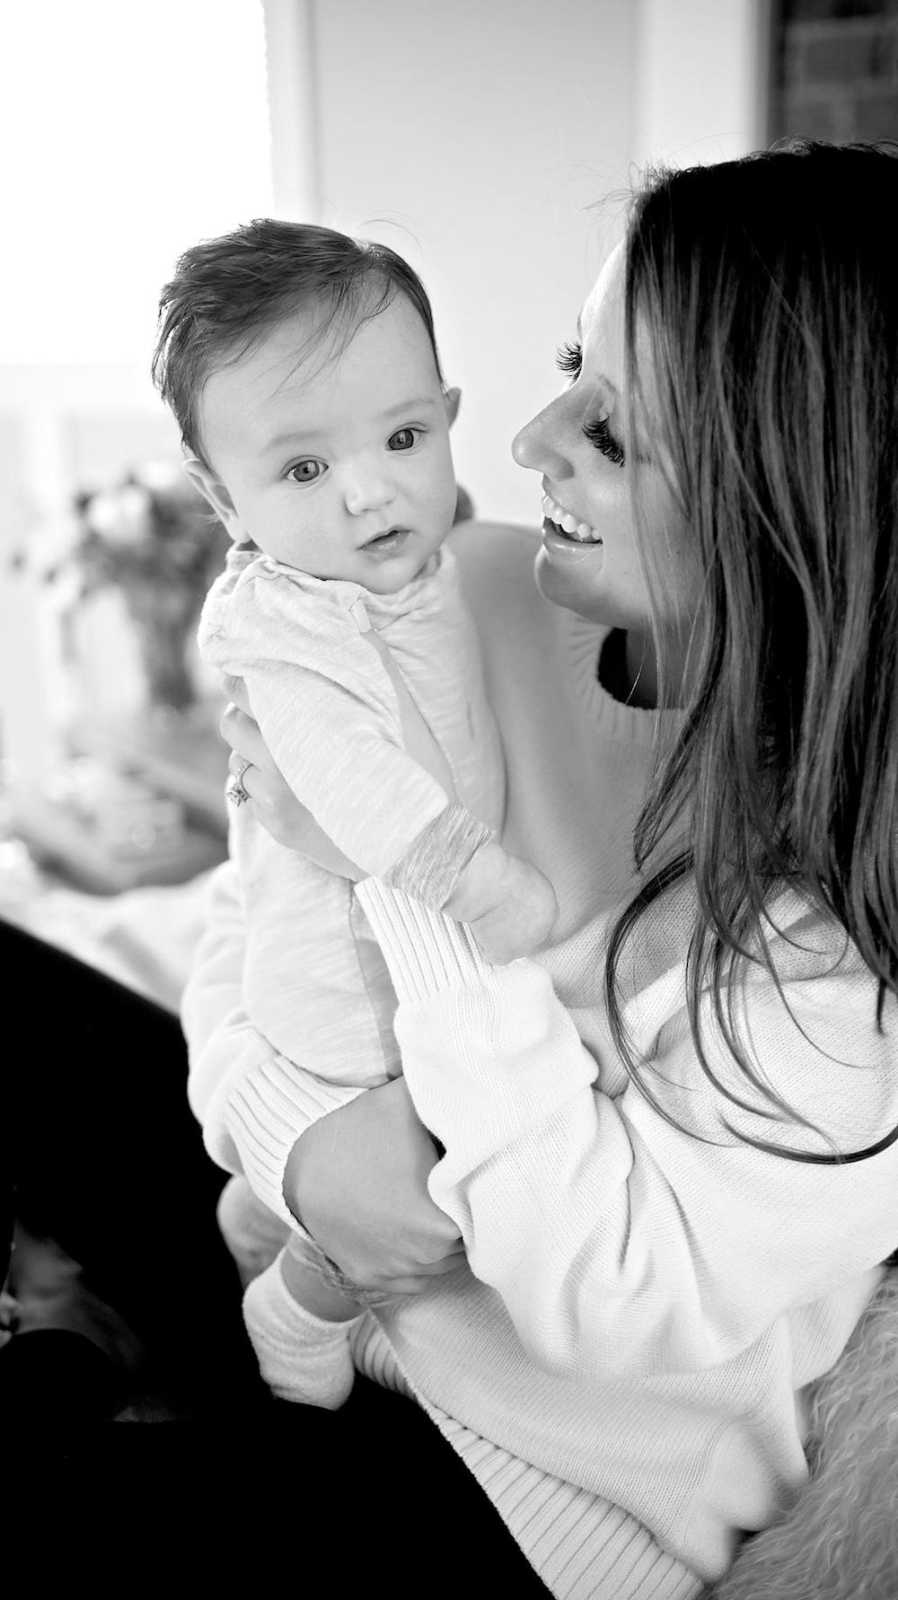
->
xmin=354 ymin=878 xmax=492 ymax=1005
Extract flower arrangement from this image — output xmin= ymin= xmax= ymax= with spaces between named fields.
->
xmin=51 ymin=462 xmax=227 ymax=712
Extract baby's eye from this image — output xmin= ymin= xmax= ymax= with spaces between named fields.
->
xmin=387 ymin=427 xmax=420 ymax=451
xmin=286 ymin=458 xmax=325 ymax=484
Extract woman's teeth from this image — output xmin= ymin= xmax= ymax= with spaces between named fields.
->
xmin=541 ymin=494 xmax=602 ymax=544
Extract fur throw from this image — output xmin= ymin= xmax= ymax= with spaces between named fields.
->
xmin=707 ymin=1269 xmax=898 ymax=1599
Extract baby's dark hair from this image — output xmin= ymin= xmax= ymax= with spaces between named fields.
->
xmin=152 ymin=218 xmax=445 ymax=465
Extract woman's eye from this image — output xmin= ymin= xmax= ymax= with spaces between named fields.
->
xmin=555 ymin=340 xmax=582 ymax=380
xmin=387 ymin=427 xmax=419 ymax=451
xmin=287 ymin=459 xmax=325 ymax=484
xmin=582 ymin=415 xmax=626 ymax=468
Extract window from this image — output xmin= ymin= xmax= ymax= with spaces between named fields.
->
xmin=0 ymin=0 xmax=272 ymax=366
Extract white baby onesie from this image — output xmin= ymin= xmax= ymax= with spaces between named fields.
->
xmin=198 ymin=541 xmax=505 ymax=1084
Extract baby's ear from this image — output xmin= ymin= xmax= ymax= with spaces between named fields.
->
xmin=443 ymin=386 xmax=462 ymax=428
xmin=182 ymin=457 xmax=240 ymax=537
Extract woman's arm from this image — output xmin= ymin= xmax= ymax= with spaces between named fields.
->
xmin=356 ymin=880 xmax=898 ymax=1379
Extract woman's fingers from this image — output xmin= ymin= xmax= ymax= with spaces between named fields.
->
xmin=359 ymin=1253 xmax=467 ymax=1301
xmin=219 ymin=701 xmax=271 ymax=771
xmin=218 ymin=698 xmax=363 ymax=871
xmin=220 ymin=673 xmax=253 ymax=714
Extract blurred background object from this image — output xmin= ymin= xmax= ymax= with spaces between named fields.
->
xmin=770 ymin=0 xmax=898 ymax=143
xmin=53 ymin=465 xmax=226 ymax=716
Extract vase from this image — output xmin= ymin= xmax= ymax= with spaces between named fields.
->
xmin=137 ymin=617 xmax=196 ymax=712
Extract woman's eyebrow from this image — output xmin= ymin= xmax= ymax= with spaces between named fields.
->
xmin=575 ymin=315 xmax=623 ymax=398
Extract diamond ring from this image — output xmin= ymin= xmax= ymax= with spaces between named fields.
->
xmin=226 ymin=756 xmax=252 ymax=807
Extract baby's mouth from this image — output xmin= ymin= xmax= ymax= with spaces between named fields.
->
xmin=361 ymin=526 xmax=409 ymax=552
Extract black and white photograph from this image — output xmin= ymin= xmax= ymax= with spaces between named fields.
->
xmin=2 ymin=3 xmax=897 ymax=1595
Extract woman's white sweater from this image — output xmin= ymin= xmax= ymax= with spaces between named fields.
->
xmin=183 ymin=522 xmax=898 ymax=1591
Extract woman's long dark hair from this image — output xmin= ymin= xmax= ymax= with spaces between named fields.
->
xmin=605 ymin=141 xmax=898 ymax=1161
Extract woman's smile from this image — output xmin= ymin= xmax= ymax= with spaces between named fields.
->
xmin=540 ymin=490 xmax=603 ymax=544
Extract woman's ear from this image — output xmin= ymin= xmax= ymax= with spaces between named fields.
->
xmin=443 ymin=386 xmax=462 ymax=429
xmin=182 ymin=457 xmax=242 ymax=537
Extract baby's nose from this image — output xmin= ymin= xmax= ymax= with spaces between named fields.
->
xmin=342 ymin=462 xmax=394 ymax=515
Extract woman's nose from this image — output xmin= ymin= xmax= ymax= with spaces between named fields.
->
xmin=511 ymin=399 xmax=573 ymax=481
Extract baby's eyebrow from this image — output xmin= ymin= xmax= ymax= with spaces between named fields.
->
xmin=380 ymin=396 xmax=441 ymax=418
xmin=262 ymin=425 xmax=325 ymax=453
xmin=262 ymin=395 xmax=441 ymax=455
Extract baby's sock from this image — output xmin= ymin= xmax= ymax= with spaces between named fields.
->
xmin=242 ymin=1254 xmax=359 ymax=1410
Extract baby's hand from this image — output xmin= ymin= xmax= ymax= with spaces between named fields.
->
xmin=445 ymin=839 xmax=557 ymax=963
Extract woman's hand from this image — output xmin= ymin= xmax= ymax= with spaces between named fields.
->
xmin=219 ymin=677 xmax=364 ymax=877
xmin=284 ymin=1076 xmax=465 ymax=1297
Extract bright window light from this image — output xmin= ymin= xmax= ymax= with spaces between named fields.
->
xmin=0 ymin=0 xmax=272 ymax=365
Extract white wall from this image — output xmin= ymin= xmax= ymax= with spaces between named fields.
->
xmin=282 ymin=0 xmax=770 ymax=526
xmin=633 ymin=0 xmax=771 ymax=170
xmin=310 ymin=0 xmax=638 ymax=527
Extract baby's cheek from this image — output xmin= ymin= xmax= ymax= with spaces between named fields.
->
xmin=432 ymin=471 xmax=461 ymax=527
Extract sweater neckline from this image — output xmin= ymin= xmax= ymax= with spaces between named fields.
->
xmin=564 ymin=611 xmax=684 ymax=748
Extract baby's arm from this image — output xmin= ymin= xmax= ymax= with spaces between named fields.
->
xmin=205 ymin=568 xmax=556 ymax=955
xmin=444 ymin=836 xmax=558 ymax=962
xmin=366 ymin=628 xmax=557 ymax=960
xmin=230 ymin=623 xmax=557 ymax=952
xmin=387 ymin=814 xmax=557 ymax=963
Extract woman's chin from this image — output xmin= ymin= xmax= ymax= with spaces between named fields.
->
xmin=534 ymin=543 xmax=610 ymax=623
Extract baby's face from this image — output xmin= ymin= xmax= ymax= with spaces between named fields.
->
xmin=193 ymin=293 xmax=458 ymax=593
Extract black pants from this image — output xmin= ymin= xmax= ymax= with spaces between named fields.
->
xmin=1 ymin=917 xmax=551 ymax=1595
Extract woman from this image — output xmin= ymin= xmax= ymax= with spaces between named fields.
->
xmin=4 ymin=141 xmax=897 ymax=1596
xmin=188 ymin=140 xmax=898 ymax=1596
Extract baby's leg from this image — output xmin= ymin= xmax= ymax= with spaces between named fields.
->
xmin=216 ymin=1174 xmax=291 ymax=1287
xmin=444 ymin=839 xmax=558 ymax=963
xmin=242 ymin=1233 xmax=361 ymax=1409
xmin=278 ymin=1230 xmax=361 ymax=1322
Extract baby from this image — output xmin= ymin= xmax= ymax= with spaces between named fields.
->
xmin=153 ymin=219 xmax=556 ymax=1406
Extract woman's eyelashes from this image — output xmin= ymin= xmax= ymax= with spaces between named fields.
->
xmin=582 ymin=415 xmax=626 ymax=468
xmin=555 ymin=341 xmax=627 ymax=468
xmin=555 ymin=339 xmax=582 ymax=379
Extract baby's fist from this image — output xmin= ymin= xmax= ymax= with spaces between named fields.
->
xmin=446 ymin=842 xmax=557 ymax=963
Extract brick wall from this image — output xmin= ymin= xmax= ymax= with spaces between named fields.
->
xmin=772 ymin=0 xmax=898 ymax=141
